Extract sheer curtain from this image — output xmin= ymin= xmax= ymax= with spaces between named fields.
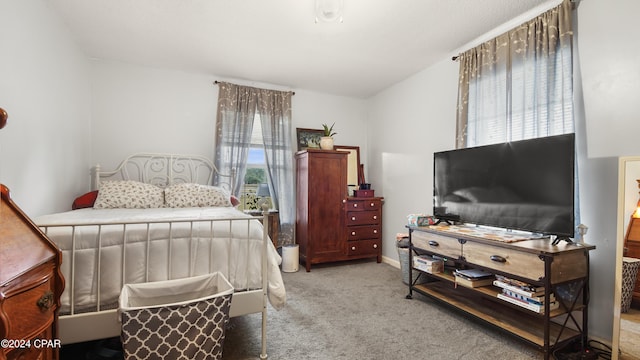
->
xmin=214 ymin=82 xmax=257 ymax=194
xmin=454 ymin=0 xmax=579 ymax=231
xmin=214 ymin=82 xmax=295 ymax=246
xmin=256 ymin=88 xmax=295 ymax=246
xmin=456 ymin=0 xmax=574 ymax=148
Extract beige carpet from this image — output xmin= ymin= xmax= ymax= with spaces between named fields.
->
xmin=620 ymin=309 xmax=640 ymax=360
xmin=222 ymin=260 xmax=543 ymax=359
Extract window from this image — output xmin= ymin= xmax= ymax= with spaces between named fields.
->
xmin=465 ymin=46 xmax=574 ymax=147
xmin=238 ymin=117 xmax=273 ymax=211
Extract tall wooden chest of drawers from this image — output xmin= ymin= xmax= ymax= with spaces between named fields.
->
xmin=1 ymin=184 xmax=64 ymax=360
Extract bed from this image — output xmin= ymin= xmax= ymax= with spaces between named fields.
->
xmin=34 ymin=153 xmax=285 ymax=359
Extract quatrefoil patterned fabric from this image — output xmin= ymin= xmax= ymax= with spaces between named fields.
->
xmin=121 ymin=294 xmax=232 ymax=360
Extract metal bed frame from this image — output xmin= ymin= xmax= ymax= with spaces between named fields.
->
xmin=38 ymin=153 xmax=272 ymax=359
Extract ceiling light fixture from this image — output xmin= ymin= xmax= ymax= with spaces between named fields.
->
xmin=315 ymin=0 xmax=344 ymax=23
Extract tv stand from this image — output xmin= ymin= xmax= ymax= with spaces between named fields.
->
xmin=406 ymin=224 xmax=595 ymax=359
xmin=434 ymin=214 xmax=460 ymax=225
xmin=551 ymin=236 xmax=573 ymax=246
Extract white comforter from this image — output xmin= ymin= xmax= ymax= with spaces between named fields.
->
xmin=34 ymin=207 xmax=286 ymax=313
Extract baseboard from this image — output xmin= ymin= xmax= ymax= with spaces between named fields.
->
xmin=382 ymin=255 xmax=400 ymax=269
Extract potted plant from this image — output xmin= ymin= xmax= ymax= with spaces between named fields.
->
xmin=320 ymin=123 xmax=337 ymax=150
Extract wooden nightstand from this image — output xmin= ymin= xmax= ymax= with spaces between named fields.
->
xmin=246 ymin=210 xmax=280 ymax=248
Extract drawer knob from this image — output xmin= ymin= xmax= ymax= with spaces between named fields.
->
xmin=490 ymin=255 xmax=507 ymax=263
xmin=351 ymin=231 xmax=356 ymax=235
xmin=370 ymin=203 xmax=375 ymax=207
xmin=428 ymin=240 xmax=439 ymax=247
xmin=352 ymin=217 xmax=356 ymax=221
xmin=373 ymin=244 xmax=378 ymax=248
xmin=373 ymin=229 xmax=378 ymax=234
xmin=353 ymin=203 xmax=358 ymax=208
xmin=352 ymin=246 xmax=356 ymax=251
xmin=37 ymin=290 xmax=54 ymax=312
xmin=373 ymin=215 xmax=378 ymax=220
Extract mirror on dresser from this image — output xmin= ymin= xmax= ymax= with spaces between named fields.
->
xmin=614 ymin=156 xmax=640 ymax=359
xmin=334 ymin=145 xmax=362 ymax=195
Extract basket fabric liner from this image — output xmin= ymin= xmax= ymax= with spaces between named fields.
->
xmin=120 ymin=273 xmax=233 ymax=360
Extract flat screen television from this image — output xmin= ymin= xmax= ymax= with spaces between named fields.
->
xmin=433 ymin=133 xmax=575 ymax=238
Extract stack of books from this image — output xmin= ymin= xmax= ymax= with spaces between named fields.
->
xmin=453 ymin=268 xmax=495 ymax=288
xmin=493 ymin=275 xmax=558 ymax=313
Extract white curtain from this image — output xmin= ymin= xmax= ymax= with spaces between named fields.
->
xmin=454 ymin=0 xmax=580 ymax=234
xmin=456 ymin=0 xmax=574 ymax=148
xmin=214 ymin=82 xmax=295 ymax=246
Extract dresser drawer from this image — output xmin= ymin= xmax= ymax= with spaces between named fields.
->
xmin=412 ymin=231 xmax=461 ymax=260
xmin=3 ymin=274 xmax=56 ymax=340
xmin=345 ymin=199 xmax=381 ymax=212
xmin=463 ymin=241 xmax=545 ymax=282
xmin=346 ymin=210 xmax=381 ymax=226
xmin=5 ymin=327 xmax=54 ymax=360
xmin=347 ymin=225 xmax=381 ymax=240
xmin=347 ymin=239 xmax=381 ymax=256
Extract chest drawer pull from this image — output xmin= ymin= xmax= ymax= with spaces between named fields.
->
xmin=490 ymin=255 xmax=507 ymax=263
xmin=37 ymin=290 xmax=54 ymax=312
xmin=428 ymin=240 xmax=439 ymax=247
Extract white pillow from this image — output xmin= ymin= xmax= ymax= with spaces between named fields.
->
xmin=164 ymin=183 xmax=232 ymax=208
xmin=93 ymin=180 xmax=165 ymax=209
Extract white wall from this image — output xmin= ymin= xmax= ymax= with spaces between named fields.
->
xmin=89 ymin=61 xmax=368 ymax=172
xmin=0 ymin=0 xmax=91 ymax=215
xmin=367 ymin=58 xmax=458 ymax=257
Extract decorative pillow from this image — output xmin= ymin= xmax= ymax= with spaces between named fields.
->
xmin=164 ymin=183 xmax=232 ymax=208
xmin=230 ymin=195 xmax=240 ymax=207
xmin=93 ymin=181 xmax=164 ymax=209
xmin=72 ymin=190 xmax=99 ymax=210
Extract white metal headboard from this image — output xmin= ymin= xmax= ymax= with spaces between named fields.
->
xmin=91 ymin=153 xmax=235 ymax=191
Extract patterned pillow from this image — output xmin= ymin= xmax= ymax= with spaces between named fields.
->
xmin=93 ymin=181 xmax=165 ymax=209
xmin=164 ymin=183 xmax=232 ymax=208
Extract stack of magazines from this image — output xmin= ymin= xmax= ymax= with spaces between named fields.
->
xmin=493 ymin=275 xmax=558 ymax=313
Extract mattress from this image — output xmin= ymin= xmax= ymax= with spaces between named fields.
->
xmin=34 ymin=207 xmax=286 ymax=314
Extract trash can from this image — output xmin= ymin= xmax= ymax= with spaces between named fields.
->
xmin=282 ymin=244 xmax=300 ymax=272
xmin=119 ymin=272 xmax=234 ymax=360
xmin=622 ymin=257 xmax=640 ymax=313
xmin=396 ymin=234 xmax=430 ymax=285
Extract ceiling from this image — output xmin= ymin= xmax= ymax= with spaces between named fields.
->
xmin=46 ymin=0 xmax=561 ymax=98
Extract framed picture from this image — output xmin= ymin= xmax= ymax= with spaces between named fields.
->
xmin=296 ymin=128 xmax=324 ymax=151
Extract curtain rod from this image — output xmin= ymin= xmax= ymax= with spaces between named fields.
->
xmin=451 ymin=0 xmax=568 ymax=61
xmin=214 ymin=80 xmax=295 ymax=95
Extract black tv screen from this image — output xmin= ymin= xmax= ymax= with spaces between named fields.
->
xmin=433 ymin=133 xmax=575 ymax=238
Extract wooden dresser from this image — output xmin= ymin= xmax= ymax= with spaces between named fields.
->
xmin=344 ymin=197 xmax=383 ymax=262
xmin=296 ymin=149 xmax=383 ymax=271
xmin=1 ymin=184 xmax=64 ymax=360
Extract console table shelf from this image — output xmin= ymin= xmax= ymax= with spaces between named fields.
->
xmin=407 ymin=225 xmax=595 ymax=359
xmin=412 ymin=282 xmax=581 ymax=347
